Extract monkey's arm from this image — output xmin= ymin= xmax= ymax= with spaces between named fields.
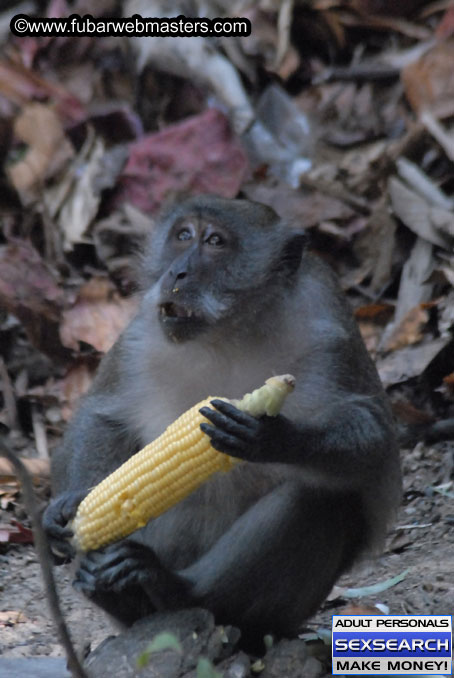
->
xmin=43 ymin=393 xmax=140 ymax=561
xmin=200 ymin=345 xmax=394 ymax=484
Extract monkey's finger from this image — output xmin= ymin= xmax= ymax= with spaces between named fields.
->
xmin=48 ymin=538 xmax=76 ymax=563
xmin=97 ymin=558 xmax=143 ymax=588
xmin=200 ymin=423 xmax=250 ymax=459
xmin=82 ymin=548 xmax=125 ymax=574
xmin=73 ymin=568 xmax=99 ymax=595
xmin=59 ymin=489 xmax=87 ymax=521
xmin=209 ymin=400 xmax=259 ymax=430
xmin=44 ymin=523 xmax=74 ymax=540
xmin=84 ymin=541 xmax=147 ymax=575
xmin=199 ymin=406 xmax=256 ymax=442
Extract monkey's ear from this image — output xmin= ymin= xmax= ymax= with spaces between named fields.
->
xmin=277 ymin=232 xmax=308 ymax=277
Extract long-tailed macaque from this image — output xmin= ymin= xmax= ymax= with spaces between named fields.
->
xmin=43 ymin=195 xmax=401 ymax=648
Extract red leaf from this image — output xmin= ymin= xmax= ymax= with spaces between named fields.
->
xmin=115 ymin=109 xmax=249 ymax=213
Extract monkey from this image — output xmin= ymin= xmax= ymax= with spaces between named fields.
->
xmin=43 ymin=195 xmax=401 ymax=649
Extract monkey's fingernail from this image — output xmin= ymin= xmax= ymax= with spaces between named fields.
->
xmin=172 ymin=287 xmax=179 ymax=293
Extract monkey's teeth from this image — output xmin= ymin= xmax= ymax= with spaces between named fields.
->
xmin=159 ymin=303 xmax=194 ymax=319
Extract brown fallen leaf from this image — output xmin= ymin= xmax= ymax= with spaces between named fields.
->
xmin=443 ymin=372 xmax=454 ymax=384
xmin=0 ymin=58 xmax=85 ymax=122
xmin=7 ymin=102 xmax=74 ymax=198
xmin=0 ymin=458 xmax=50 ymax=479
xmin=402 ymin=39 xmax=454 ymax=115
xmin=391 ymin=400 xmax=435 ymax=426
xmin=436 ymin=5 xmax=454 ymax=39
xmin=60 ymin=277 xmax=138 ymax=354
xmin=384 ymin=305 xmax=430 ymax=352
xmin=354 ymin=304 xmax=394 ymax=321
xmin=357 ymin=320 xmax=382 ymax=356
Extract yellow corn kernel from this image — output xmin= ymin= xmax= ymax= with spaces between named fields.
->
xmin=72 ymin=374 xmax=295 ymax=552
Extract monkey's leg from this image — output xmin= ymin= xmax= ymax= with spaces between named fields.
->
xmin=74 ymin=540 xmax=189 ymax=625
xmin=74 ymin=482 xmax=366 ymax=638
xmin=181 ymin=481 xmax=367 ymax=641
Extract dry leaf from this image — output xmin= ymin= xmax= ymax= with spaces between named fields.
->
xmin=0 ymin=241 xmax=70 ymax=360
xmin=115 ymin=109 xmax=249 ymax=214
xmin=389 ymin=177 xmax=451 ymax=249
xmin=8 ymin=103 xmax=74 ymax=198
xmin=393 ymin=237 xmax=435 ymax=324
xmin=0 ymin=458 xmax=50 ymax=479
xmin=56 ymin=133 xmax=105 ymax=251
xmin=354 ymin=304 xmax=394 ymax=320
xmin=384 ymin=305 xmax=429 ymax=352
xmin=0 ymin=58 xmax=85 ymax=122
xmin=402 ymin=39 xmax=454 ymax=114
xmin=377 ymin=337 xmax=450 ymax=387
xmin=60 ymin=277 xmax=138 ymax=353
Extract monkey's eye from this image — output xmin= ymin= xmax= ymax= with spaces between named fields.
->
xmin=206 ymin=233 xmax=224 ymax=247
xmin=176 ymin=228 xmax=193 ymax=241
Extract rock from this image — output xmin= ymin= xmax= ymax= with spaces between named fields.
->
xmin=260 ymin=638 xmax=324 ymax=678
xmin=84 ymin=608 xmax=242 ymax=678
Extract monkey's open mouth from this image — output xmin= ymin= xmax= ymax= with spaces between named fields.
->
xmin=158 ymin=301 xmax=206 ymax=341
xmin=159 ymin=302 xmax=195 ymax=320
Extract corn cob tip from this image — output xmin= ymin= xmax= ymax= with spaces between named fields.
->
xmin=265 ymin=374 xmax=296 ymax=392
xmin=232 ymin=373 xmax=296 ymax=417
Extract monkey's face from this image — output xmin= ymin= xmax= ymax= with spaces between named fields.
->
xmin=143 ymin=196 xmax=306 ymax=343
xmin=154 ymin=213 xmax=233 ymax=342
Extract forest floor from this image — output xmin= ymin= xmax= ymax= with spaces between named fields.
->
xmin=1 ymin=438 xmax=453 ymax=660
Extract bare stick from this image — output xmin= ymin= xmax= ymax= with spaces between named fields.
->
xmin=0 ymin=437 xmax=87 ymax=678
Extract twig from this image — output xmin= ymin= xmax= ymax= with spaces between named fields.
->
xmin=420 ymin=110 xmax=454 ymax=163
xmin=396 ymin=157 xmax=454 ymax=210
xmin=31 ymin=404 xmax=49 ymax=459
xmin=395 ymin=523 xmax=432 ymax=530
xmin=0 ymin=357 xmax=18 ymax=430
xmin=274 ymin=0 xmax=294 ymax=69
xmin=313 ymin=64 xmax=399 ymax=85
xmin=0 ymin=437 xmax=87 ymax=678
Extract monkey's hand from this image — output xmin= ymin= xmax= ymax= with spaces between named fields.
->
xmin=42 ymin=489 xmax=86 ymax=563
xmin=74 ymin=541 xmax=155 ymax=594
xmin=200 ymin=400 xmax=295 ymax=463
xmin=74 ymin=540 xmax=189 ymax=611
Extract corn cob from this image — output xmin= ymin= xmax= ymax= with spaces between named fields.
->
xmin=71 ymin=374 xmax=295 ymax=552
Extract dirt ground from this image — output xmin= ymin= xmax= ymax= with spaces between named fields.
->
xmin=1 ymin=438 xmax=453 ymax=662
